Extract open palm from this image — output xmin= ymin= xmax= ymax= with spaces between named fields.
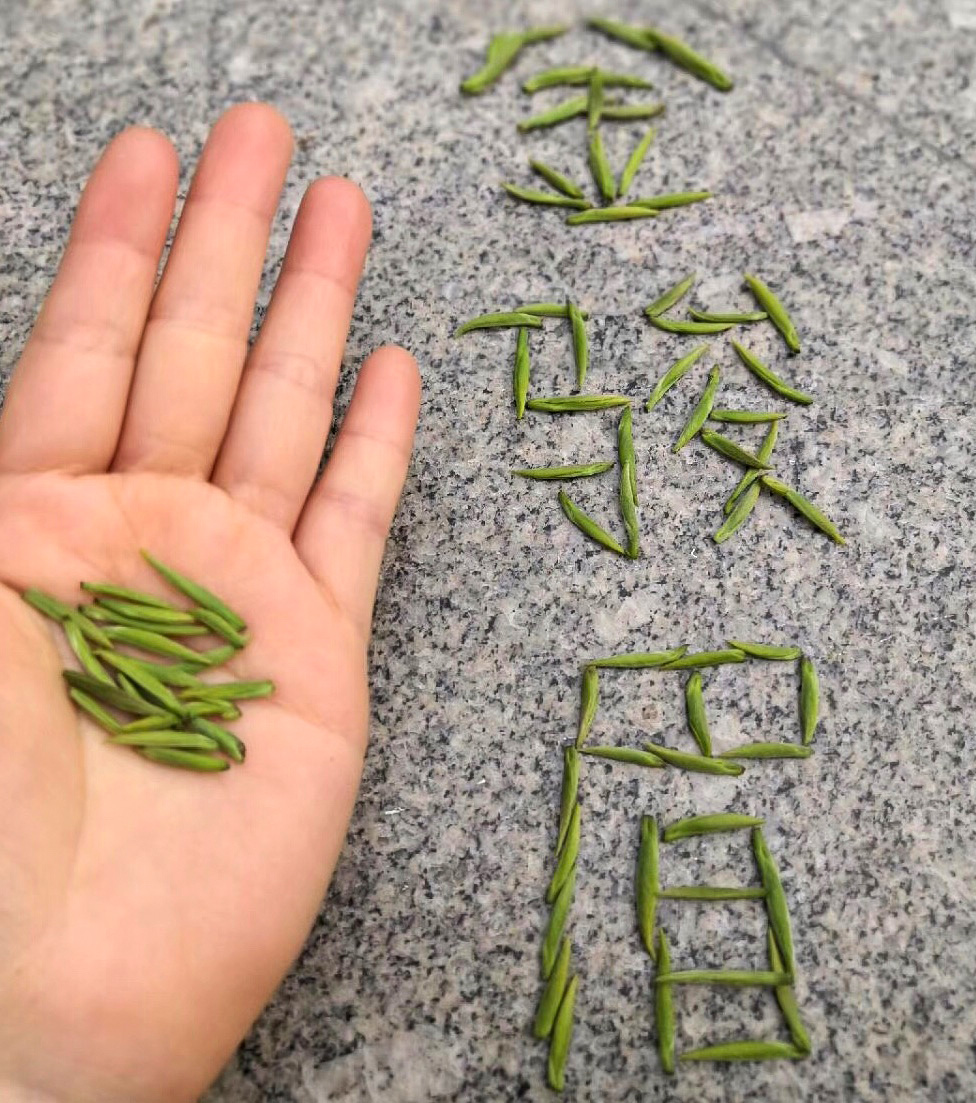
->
xmin=0 ymin=105 xmax=420 ymax=1103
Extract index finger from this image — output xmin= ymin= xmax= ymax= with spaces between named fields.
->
xmin=0 ymin=126 xmax=178 ymax=475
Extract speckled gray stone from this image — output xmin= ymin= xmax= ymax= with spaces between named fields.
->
xmin=2 ymin=1 xmax=975 ymax=1100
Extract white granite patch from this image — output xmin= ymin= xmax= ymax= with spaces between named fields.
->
xmin=945 ymin=0 xmax=976 ymax=29
xmin=783 ymin=207 xmax=852 ymax=244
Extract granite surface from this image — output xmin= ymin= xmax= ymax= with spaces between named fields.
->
xmin=2 ymin=0 xmax=976 ymax=1099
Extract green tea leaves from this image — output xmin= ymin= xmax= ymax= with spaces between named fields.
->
xmin=569 ymin=302 xmax=589 ymax=389
xmin=743 ymin=272 xmax=800 ymax=353
xmin=513 ymin=326 xmax=530 ymax=419
xmin=662 ymin=813 xmax=763 ymax=843
xmin=646 ymin=272 xmax=696 ymax=318
xmin=700 ymin=429 xmax=771 ymax=470
xmin=753 ymin=827 xmax=795 ymax=976
xmin=577 ymin=665 xmax=599 ymax=747
xmin=681 ymin=1040 xmax=806 ymax=1062
xmin=501 ymin=182 xmax=592 ymax=210
xmin=534 ymin=937 xmax=571 ymax=1039
xmin=556 ymin=747 xmax=580 ymax=854
xmin=559 ymin=492 xmax=627 ymax=555
xmin=645 ymin=26 xmax=734 ymax=91
xmin=512 ymin=462 xmax=614 ymax=480
xmin=800 ymin=657 xmax=819 ymax=744
xmin=684 ymin=673 xmax=711 ymax=756
xmin=618 ymin=127 xmax=656 ymax=199
xmin=645 ymin=345 xmax=709 ymax=410
xmin=547 ymin=973 xmax=579 ymax=1091
xmin=732 ymin=341 xmax=812 ymax=405
xmin=637 ymin=816 xmax=660 ymax=957
xmin=528 ymin=159 xmax=586 ymax=200
xmin=645 ymin=743 xmax=744 ymax=776
xmin=587 ymin=130 xmax=616 ymax=202
xmin=547 ymin=802 xmax=581 ymax=904
xmin=567 ymin=207 xmax=660 ymax=225
xmin=655 ymin=929 xmax=675 ymax=1074
xmin=460 ymin=26 xmax=568 ymax=95
xmin=673 ymin=367 xmax=720 ymax=452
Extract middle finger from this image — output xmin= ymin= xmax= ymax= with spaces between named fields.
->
xmin=113 ymin=104 xmax=293 ymax=477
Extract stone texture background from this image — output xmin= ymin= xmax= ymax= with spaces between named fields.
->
xmin=1 ymin=1 xmax=974 ymax=1099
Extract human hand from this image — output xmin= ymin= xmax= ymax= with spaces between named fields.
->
xmin=0 ymin=104 xmax=420 ymax=1103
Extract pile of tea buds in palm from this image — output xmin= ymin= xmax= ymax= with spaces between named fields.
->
xmin=21 ymin=550 xmax=273 ymax=774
